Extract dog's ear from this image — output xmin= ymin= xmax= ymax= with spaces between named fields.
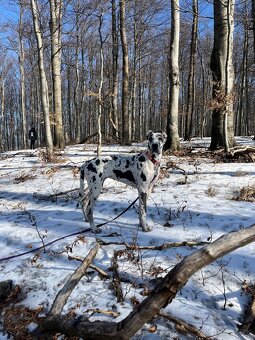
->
xmin=162 ymin=132 xmax=167 ymax=141
xmin=146 ymin=130 xmax=153 ymax=140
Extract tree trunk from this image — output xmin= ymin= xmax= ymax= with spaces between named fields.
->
xmin=210 ymin=0 xmax=235 ymax=151
xmin=110 ymin=0 xmax=119 ymax=137
xmin=30 ymin=0 xmax=53 ymax=158
xmin=74 ymin=8 xmax=81 ymax=142
xmin=119 ymin=0 xmax=130 ymax=144
xmin=165 ymin=0 xmax=181 ymax=152
xmin=184 ymin=0 xmax=198 ymax=141
xmin=252 ymin=0 xmax=255 ymax=63
xmin=18 ymin=2 xmax=27 ymax=149
xmin=50 ymin=0 xmax=64 ymax=149
xmin=97 ymin=14 xmax=104 ymax=156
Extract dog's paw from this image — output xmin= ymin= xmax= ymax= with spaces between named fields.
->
xmin=91 ymin=227 xmax=101 ymax=234
xmin=142 ymin=225 xmax=152 ymax=232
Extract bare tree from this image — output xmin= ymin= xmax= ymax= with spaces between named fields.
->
xmin=50 ymin=0 xmax=64 ymax=149
xmin=30 ymin=0 xmax=53 ymax=158
xmin=110 ymin=0 xmax=119 ymax=137
xmin=119 ymin=0 xmax=130 ymax=144
xmin=210 ymin=0 xmax=235 ymax=151
xmin=184 ymin=0 xmax=198 ymax=141
xmin=97 ymin=13 xmax=104 ymax=156
xmin=165 ymin=0 xmax=181 ymax=151
xmin=18 ymin=1 xmax=27 ymax=149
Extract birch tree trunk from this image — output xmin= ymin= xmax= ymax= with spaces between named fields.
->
xmin=50 ymin=0 xmax=64 ymax=149
xmin=119 ymin=0 xmax=130 ymax=144
xmin=18 ymin=2 xmax=27 ymax=149
xmin=210 ymin=0 xmax=235 ymax=151
xmin=165 ymin=0 xmax=181 ymax=151
xmin=30 ymin=0 xmax=53 ymax=158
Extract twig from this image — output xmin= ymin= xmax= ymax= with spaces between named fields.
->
xmin=68 ymin=255 xmax=109 ymax=278
xmin=49 ymin=243 xmax=100 ymax=316
xmin=158 ymin=311 xmax=209 ymax=339
xmin=25 ymin=210 xmax=46 ymax=252
xmin=97 ymin=239 xmax=210 ymax=250
xmin=34 ymin=188 xmax=79 ymax=201
xmin=111 ymin=251 xmax=124 ymax=303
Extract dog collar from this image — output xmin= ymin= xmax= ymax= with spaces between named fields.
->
xmin=145 ymin=151 xmax=160 ymax=166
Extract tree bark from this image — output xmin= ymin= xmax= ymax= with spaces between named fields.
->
xmin=37 ymin=224 xmax=255 ymax=339
xmin=50 ymin=0 xmax=64 ymax=149
xmin=119 ymin=0 xmax=130 ymax=144
xmin=165 ymin=0 xmax=181 ymax=152
xmin=252 ymin=0 xmax=255 ymax=63
xmin=110 ymin=0 xmax=119 ymax=137
xmin=210 ymin=0 xmax=235 ymax=151
xmin=30 ymin=0 xmax=53 ymax=158
xmin=184 ymin=0 xmax=198 ymax=141
xmin=18 ymin=2 xmax=27 ymax=149
xmin=97 ymin=14 xmax=104 ymax=156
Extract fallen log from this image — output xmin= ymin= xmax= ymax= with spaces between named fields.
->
xmin=34 ymin=224 xmax=255 ymax=339
xmin=239 ymin=284 xmax=255 ymax=334
xmin=0 ymin=280 xmax=13 ymax=302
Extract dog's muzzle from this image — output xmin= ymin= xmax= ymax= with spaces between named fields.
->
xmin=151 ymin=143 xmax=159 ymax=153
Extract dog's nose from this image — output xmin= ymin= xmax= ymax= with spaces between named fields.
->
xmin=151 ymin=143 xmax=159 ymax=153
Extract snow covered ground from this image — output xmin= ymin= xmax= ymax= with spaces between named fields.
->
xmin=0 ymin=137 xmax=255 ymax=339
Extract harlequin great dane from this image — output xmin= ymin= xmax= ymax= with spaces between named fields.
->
xmin=79 ymin=130 xmax=167 ymax=233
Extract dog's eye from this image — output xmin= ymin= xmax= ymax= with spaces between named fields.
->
xmin=158 ymin=137 xmax=163 ymax=142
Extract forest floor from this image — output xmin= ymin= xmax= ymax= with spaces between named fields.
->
xmin=0 ymin=137 xmax=255 ymax=339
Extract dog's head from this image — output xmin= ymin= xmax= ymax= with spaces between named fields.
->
xmin=146 ymin=130 xmax=167 ymax=154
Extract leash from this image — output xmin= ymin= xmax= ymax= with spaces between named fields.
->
xmin=0 ymin=197 xmax=139 ymax=263
xmin=96 ymin=196 xmax=139 ymax=227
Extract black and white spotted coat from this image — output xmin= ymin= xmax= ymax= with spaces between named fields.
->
xmin=79 ymin=131 xmax=167 ymax=232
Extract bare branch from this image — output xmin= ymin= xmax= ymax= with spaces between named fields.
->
xmin=49 ymin=242 xmax=100 ymax=316
xmin=36 ymin=224 xmax=255 ymax=339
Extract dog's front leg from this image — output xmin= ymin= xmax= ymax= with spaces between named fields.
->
xmin=138 ymin=191 xmax=152 ymax=232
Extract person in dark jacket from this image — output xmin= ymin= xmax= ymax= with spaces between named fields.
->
xmin=28 ymin=127 xmax=38 ymax=149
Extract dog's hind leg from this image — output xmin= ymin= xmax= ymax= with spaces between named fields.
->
xmin=86 ymin=182 xmax=103 ymax=233
xmin=79 ymin=166 xmax=89 ymax=222
xmin=79 ymin=187 xmax=89 ymax=222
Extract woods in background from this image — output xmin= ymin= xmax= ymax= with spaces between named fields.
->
xmin=0 ymin=0 xmax=254 ymax=154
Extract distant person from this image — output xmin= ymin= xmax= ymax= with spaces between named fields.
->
xmin=29 ymin=127 xmax=38 ymax=150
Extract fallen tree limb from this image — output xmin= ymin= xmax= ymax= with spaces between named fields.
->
xmin=158 ymin=311 xmax=208 ymax=339
xmin=239 ymin=284 xmax=255 ymax=334
xmin=49 ymin=243 xmax=100 ymax=316
xmin=68 ymin=254 xmax=161 ymax=288
xmin=0 ymin=280 xmax=13 ymax=301
xmin=36 ymin=224 xmax=255 ymax=339
xmin=86 ymin=308 xmax=120 ymax=318
xmin=34 ymin=188 xmax=79 ymax=201
xmin=68 ymin=255 xmax=110 ymax=279
xmin=97 ymin=239 xmax=210 ymax=250
xmin=228 ymin=146 xmax=255 ymax=156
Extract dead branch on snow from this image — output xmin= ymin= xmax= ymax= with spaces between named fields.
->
xmin=35 ymin=224 xmax=255 ymax=339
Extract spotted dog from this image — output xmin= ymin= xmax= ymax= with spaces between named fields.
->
xmin=79 ymin=130 xmax=167 ymax=233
